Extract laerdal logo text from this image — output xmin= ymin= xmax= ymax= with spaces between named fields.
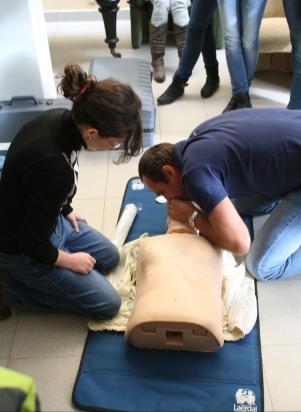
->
xmin=233 ymin=388 xmax=257 ymax=412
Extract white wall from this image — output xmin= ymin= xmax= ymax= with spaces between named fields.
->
xmin=0 ymin=0 xmax=56 ymax=100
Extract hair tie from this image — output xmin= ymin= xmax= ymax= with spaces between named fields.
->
xmin=79 ymin=84 xmax=89 ymax=96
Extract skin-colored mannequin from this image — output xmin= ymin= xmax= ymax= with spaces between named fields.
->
xmin=142 ymin=165 xmax=250 ymax=256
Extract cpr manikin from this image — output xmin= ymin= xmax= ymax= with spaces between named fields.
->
xmin=125 ymin=218 xmax=224 ymax=352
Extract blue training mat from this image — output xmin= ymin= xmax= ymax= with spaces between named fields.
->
xmin=73 ymin=177 xmax=263 ymax=412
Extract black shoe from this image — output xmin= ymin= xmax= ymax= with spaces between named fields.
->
xmin=201 ymin=76 xmax=220 ymax=98
xmin=0 ymin=269 xmax=11 ymax=320
xmin=201 ymin=64 xmax=220 ymax=98
xmin=0 ymin=304 xmax=12 ymax=320
xmin=236 ymin=92 xmax=252 ymax=109
xmin=222 ymin=96 xmax=238 ymax=113
xmin=222 ymin=92 xmax=252 ymax=113
xmin=157 ymin=75 xmax=188 ymax=105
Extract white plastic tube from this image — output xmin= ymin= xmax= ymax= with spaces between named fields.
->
xmin=111 ymin=203 xmax=138 ymax=248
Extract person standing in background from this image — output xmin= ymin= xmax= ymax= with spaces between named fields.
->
xmin=149 ymin=0 xmax=190 ymax=83
xmin=283 ymin=0 xmax=301 ymax=109
xmin=157 ymin=0 xmax=220 ymax=104
xmin=218 ymin=0 xmax=267 ymax=113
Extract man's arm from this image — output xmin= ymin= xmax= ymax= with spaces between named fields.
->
xmin=167 ymin=197 xmax=251 ymax=255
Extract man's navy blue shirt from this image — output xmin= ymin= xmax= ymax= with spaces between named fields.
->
xmin=173 ymin=108 xmax=301 ymax=215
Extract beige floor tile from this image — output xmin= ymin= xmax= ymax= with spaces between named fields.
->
xmin=257 ymin=279 xmax=301 ymax=346
xmin=105 ymin=152 xmax=142 ymax=198
xmin=0 ymin=313 xmax=19 ymax=358
xmin=262 ymin=344 xmax=301 ymax=411
xmin=11 ymin=312 xmax=87 ymax=358
xmin=203 ymin=96 xmax=229 ymax=118
xmin=8 ymin=356 xmax=80 ymax=412
xmin=71 ymin=197 xmax=105 ymax=232
xmin=78 ymin=149 xmax=109 ymax=167
xmin=102 ymin=197 xmax=123 ymax=239
xmin=263 ymin=372 xmax=274 ymax=411
xmin=159 ymin=106 xmax=208 ymax=135
xmin=0 ymin=359 xmax=8 ymax=367
xmin=159 ymin=132 xmax=188 ymax=144
xmin=76 ymin=162 xmax=108 ymax=199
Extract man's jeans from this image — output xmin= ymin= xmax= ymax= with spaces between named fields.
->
xmin=235 ymin=189 xmax=301 ymax=281
xmin=217 ymin=0 xmax=267 ymax=95
xmin=283 ymin=0 xmax=301 ymax=110
xmin=176 ymin=0 xmax=218 ymax=80
xmin=0 ymin=215 xmax=121 ymax=319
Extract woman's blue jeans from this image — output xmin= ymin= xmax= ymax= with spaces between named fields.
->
xmin=0 ymin=215 xmax=121 ymax=319
xmin=283 ymin=0 xmax=301 ymax=110
xmin=176 ymin=0 xmax=218 ymax=80
xmin=217 ymin=0 xmax=267 ymax=95
xmin=234 ymin=189 xmax=301 ymax=281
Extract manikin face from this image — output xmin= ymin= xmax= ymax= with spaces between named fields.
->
xmin=142 ymin=166 xmax=187 ymax=201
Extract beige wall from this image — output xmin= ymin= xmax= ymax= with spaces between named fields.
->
xmin=42 ymin=0 xmax=127 ymax=10
xmin=42 ymin=0 xmax=96 ymax=10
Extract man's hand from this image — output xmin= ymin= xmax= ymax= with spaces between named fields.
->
xmin=167 ymin=199 xmax=196 ymax=223
xmin=55 ymin=250 xmax=96 ymax=274
xmin=66 ymin=211 xmax=87 ymax=233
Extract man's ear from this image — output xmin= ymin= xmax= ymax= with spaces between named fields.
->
xmin=162 ymin=165 xmax=175 ymax=179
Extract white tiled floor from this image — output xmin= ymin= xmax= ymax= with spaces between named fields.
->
xmin=2 ymin=17 xmax=301 ymax=412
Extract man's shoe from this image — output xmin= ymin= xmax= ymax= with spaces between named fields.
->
xmin=157 ymin=75 xmax=188 ymax=105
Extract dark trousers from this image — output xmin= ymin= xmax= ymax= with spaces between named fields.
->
xmin=283 ymin=0 xmax=301 ymax=109
xmin=176 ymin=0 xmax=218 ymax=80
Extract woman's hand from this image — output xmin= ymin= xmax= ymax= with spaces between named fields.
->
xmin=66 ymin=211 xmax=87 ymax=232
xmin=167 ymin=199 xmax=195 ymax=223
xmin=55 ymin=250 xmax=96 ymax=274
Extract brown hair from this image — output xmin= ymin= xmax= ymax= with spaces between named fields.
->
xmin=58 ymin=64 xmax=143 ymax=162
xmin=138 ymin=143 xmax=177 ymax=183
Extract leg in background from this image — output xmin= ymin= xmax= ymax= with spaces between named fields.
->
xmin=149 ymin=0 xmax=169 ymax=82
xmin=157 ymin=0 xmax=217 ymax=105
xmin=170 ymin=0 xmax=189 ymax=58
xmin=201 ymin=19 xmax=220 ymax=98
xmin=240 ymin=0 xmax=267 ymax=87
xmin=283 ymin=0 xmax=301 ymax=109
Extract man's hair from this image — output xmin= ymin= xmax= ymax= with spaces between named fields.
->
xmin=138 ymin=143 xmax=177 ymax=183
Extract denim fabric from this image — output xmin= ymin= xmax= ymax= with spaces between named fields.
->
xmin=217 ymin=0 xmax=267 ymax=95
xmin=176 ymin=0 xmax=218 ymax=80
xmin=0 ymin=215 xmax=121 ymax=319
xmin=235 ymin=190 xmax=301 ymax=281
xmin=283 ymin=0 xmax=301 ymax=109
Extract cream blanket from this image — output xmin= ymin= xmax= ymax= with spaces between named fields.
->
xmin=88 ymin=235 xmax=257 ymax=341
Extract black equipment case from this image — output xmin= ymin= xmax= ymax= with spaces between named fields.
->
xmin=89 ymin=57 xmax=156 ymax=147
xmin=0 ymin=96 xmax=71 ymax=156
